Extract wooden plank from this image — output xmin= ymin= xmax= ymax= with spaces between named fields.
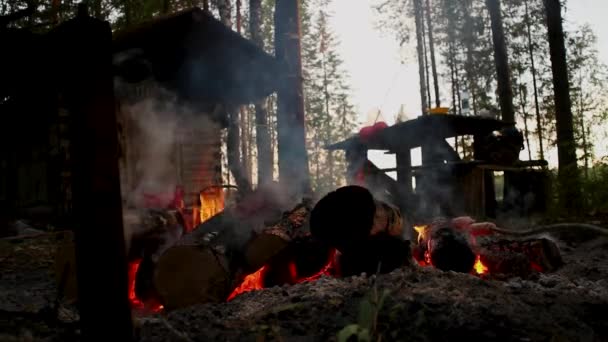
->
xmin=54 ymin=13 xmax=133 ymax=340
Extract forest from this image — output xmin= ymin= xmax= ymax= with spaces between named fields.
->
xmin=2 ymin=0 xmax=608 ymax=214
xmin=2 ymin=0 xmax=608 ymax=341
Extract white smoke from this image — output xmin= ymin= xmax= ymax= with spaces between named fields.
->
xmin=124 ymin=98 xmax=180 ymax=208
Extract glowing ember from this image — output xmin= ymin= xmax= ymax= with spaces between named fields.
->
xmin=296 ymin=249 xmax=337 ymax=283
xmin=227 ymin=250 xmax=337 ymax=301
xmin=128 ymin=260 xmax=163 ymax=312
xmin=474 ymin=255 xmax=489 ymax=275
xmin=227 ymin=265 xmax=267 ymax=301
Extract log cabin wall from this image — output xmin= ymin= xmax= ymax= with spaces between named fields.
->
xmin=115 ymin=80 xmax=223 ymax=209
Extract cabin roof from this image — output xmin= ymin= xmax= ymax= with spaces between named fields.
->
xmin=112 ymin=7 xmax=279 ymax=107
xmin=327 ymin=114 xmax=513 ymax=153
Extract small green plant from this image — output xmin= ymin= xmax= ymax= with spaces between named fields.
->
xmin=337 ymin=276 xmax=389 ymax=342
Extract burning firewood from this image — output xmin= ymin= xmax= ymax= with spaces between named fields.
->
xmin=428 ymin=226 xmax=476 ymax=273
xmin=413 ymin=217 xmax=567 ymax=277
xmin=310 ymin=185 xmax=403 ymax=252
xmin=149 ymin=194 xmax=312 ymax=310
xmin=153 ymin=245 xmax=231 ymax=310
xmin=309 ymin=185 xmax=377 ymax=252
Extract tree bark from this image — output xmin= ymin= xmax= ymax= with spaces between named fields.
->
xmin=543 ymin=0 xmax=583 ymax=213
xmin=425 ymin=0 xmax=440 ymax=108
xmin=274 ymin=0 xmax=312 ymax=197
xmin=250 ymin=0 xmax=273 ymax=185
xmin=578 ymin=77 xmax=589 ymax=180
xmin=412 ymin=0 xmax=428 ymax=115
xmin=519 ymin=85 xmax=533 ymax=161
xmin=421 ymin=8 xmax=432 ymax=109
xmin=219 ymin=1 xmax=250 ymax=192
xmin=524 ymin=0 xmax=544 ymax=161
xmin=486 ymin=0 xmax=515 ymax=123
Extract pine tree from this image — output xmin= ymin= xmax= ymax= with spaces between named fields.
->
xmin=301 ymin=0 xmax=357 ymax=193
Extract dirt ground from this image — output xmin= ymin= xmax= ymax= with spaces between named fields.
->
xmin=1 ymin=228 xmax=608 ymax=341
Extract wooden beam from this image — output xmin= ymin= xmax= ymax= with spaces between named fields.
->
xmin=55 ymin=14 xmax=133 ymax=340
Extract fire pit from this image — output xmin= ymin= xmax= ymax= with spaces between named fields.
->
xmin=2 ymin=185 xmax=608 ymax=341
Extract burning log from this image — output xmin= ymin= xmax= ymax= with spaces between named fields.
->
xmin=153 ymin=245 xmax=231 ymax=310
xmin=310 ymin=185 xmax=376 ymax=251
xmin=428 ymin=227 xmax=476 ymax=273
xmin=414 ymin=217 xmax=565 ymax=277
xmin=148 ymin=195 xmax=311 ymax=309
xmin=310 ymin=185 xmax=403 ymax=252
xmin=477 ymin=236 xmax=563 ymax=276
xmin=243 ymin=201 xmax=311 ymax=272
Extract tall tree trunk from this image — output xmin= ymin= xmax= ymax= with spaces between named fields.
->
xmin=425 ymin=0 xmax=440 ymax=108
xmin=220 ymin=0 xmax=251 ymax=192
xmin=543 ymin=0 xmax=583 ymax=213
xmin=578 ymin=77 xmax=589 ymax=180
xmin=421 ymin=10 xmax=432 ymax=109
xmin=322 ymin=51 xmax=334 ymax=187
xmin=250 ymin=0 xmax=273 ymax=185
xmin=236 ymin=0 xmax=252 ymax=184
xmin=519 ymin=85 xmax=533 ymax=161
xmin=524 ymin=0 xmax=544 ymax=160
xmin=486 ymin=0 xmax=515 ymax=123
xmin=203 ymin=0 xmax=210 ymax=11
xmin=162 ymin=0 xmax=171 ymax=14
xmin=52 ymin=0 xmax=61 ymax=24
xmin=274 ymin=0 xmax=312 ymax=196
xmin=462 ymin=1 xmax=475 ymax=116
xmin=412 ymin=0 xmax=428 ymax=115
xmin=123 ymin=0 xmax=131 ymax=27
xmin=236 ymin=0 xmax=242 ymax=32
xmin=449 ymin=44 xmax=459 ymax=153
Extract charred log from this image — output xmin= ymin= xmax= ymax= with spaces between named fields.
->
xmin=429 ymin=227 xmax=476 ymax=273
xmin=477 ymin=236 xmax=563 ymax=275
xmin=309 ymin=185 xmax=377 ymax=252
xmin=153 ymin=245 xmax=231 ymax=310
xmin=261 ymin=235 xmax=333 ymax=287
xmin=338 ymin=234 xmax=411 ymax=277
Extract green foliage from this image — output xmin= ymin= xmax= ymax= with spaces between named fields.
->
xmin=581 ymin=158 xmax=608 ymax=214
xmin=337 ymin=282 xmax=389 ymax=342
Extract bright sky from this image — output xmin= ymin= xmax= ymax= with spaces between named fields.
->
xmin=328 ymin=0 xmax=608 ymax=126
xmin=326 ymin=0 xmax=608 ymax=167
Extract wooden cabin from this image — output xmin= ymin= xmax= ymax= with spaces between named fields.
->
xmin=327 ymin=114 xmax=550 ymax=224
xmin=0 ymin=7 xmax=279 ymax=230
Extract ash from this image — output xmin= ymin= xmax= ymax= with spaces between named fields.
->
xmin=139 ymin=233 xmax=608 ymax=342
xmin=2 ymin=232 xmax=608 ymax=341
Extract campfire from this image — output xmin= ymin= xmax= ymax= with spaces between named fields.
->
xmin=125 ymin=184 xmax=566 ymax=314
xmin=412 ymin=218 xmax=562 ymax=278
xmin=126 ymin=185 xmax=226 ymax=312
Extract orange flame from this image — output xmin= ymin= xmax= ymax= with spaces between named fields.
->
xmin=128 ymin=260 xmax=163 ymax=312
xmin=296 ymin=249 xmax=337 ymax=283
xmin=227 ymin=266 xmax=267 ymax=301
xmin=474 ymin=255 xmax=489 ymax=275
xmin=414 ymin=225 xmax=429 ymax=244
xmin=226 ymin=249 xmax=337 ymax=301
xmin=200 ymin=187 xmax=225 ymax=223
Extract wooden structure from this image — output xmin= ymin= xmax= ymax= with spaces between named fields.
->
xmin=113 ymin=8 xmax=279 ymax=210
xmin=327 ymin=115 xmax=549 ymax=227
xmin=1 ymin=5 xmax=280 ymax=340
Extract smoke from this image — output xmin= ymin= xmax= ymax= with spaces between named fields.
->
xmin=117 ymin=92 xmax=222 ymax=253
xmin=123 ymin=98 xmax=180 ymax=208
